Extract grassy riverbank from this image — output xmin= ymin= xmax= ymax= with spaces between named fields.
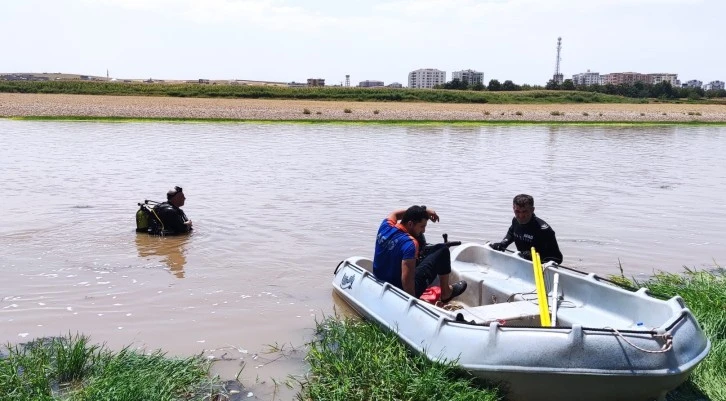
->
xmin=0 ymin=334 xmax=236 ymax=401
xmin=0 ymin=81 xmax=636 ymax=104
xmin=302 ymin=268 xmax=726 ymax=401
xmin=634 ymin=269 xmax=726 ymax=401
xmin=302 ymin=317 xmax=501 ymax=401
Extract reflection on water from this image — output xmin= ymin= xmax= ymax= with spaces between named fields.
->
xmin=135 ymin=234 xmax=189 ymax=278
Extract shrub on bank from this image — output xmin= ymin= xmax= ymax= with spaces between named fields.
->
xmin=0 ymin=81 xmax=645 ymax=105
xmin=0 ymin=333 xmax=233 ymax=401
xmin=301 ymin=317 xmax=500 ymax=401
xmin=626 ymin=268 xmax=726 ymax=401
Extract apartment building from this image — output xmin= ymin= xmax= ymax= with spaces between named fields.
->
xmin=601 ymin=72 xmax=650 ymax=85
xmin=572 ymin=70 xmax=601 ymax=86
xmin=705 ymin=80 xmax=725 ymax=90
xmin=307 ymin=78 xmax=325 ymax=87
xmin=359 ymin=80 xmax=384 ymax=87
xmin=648 ymin=73 xmax=678 ymax=86
xmin=682 ymin=80 xmax=703 ymax=88
xmin=451 ymin=69 xmax=484 ymax=85
xmin=408 ymin=68 xmax=446 ymax=89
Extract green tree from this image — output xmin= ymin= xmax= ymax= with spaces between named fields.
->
xmin=488 ymin=79 xmax=502 ymax=91
xmin=502 ymin=80 xmax=520 ymax=91
xmin=705 ymin=88 xmax=726 ymax=98
xmin=545 ymin=79 xmax=560 ymax=90
xmin=562 ymin=79 xmax=575 ymax=90
xmin=471 ymin=82 xmax=485 ymax=91
xmin=651 ymin=81 xmax=676 ymax=99
xmin=442 ymin=78 xmax=468 ymax=90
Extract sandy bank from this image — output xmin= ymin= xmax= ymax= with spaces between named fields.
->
xmin=1 ymin=93 xmax=725 ymax=122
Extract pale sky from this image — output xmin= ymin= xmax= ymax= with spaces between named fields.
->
xmin=2 ymin=0 xmax=723 ymax=86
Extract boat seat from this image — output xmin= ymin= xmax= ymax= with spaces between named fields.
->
xmin=458 ymin=301 xmax=541 ymax=326
xmin=554 ymin=305 xmax=633 ymax=328
xmin=456 ymin=269 xmax=537 ymax=304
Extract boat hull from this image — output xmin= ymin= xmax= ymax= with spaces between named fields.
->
xmin=332 ymin=244 xmax=710 ymax=401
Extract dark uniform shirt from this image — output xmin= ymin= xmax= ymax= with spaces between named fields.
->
xmin=153 ymin=202 xmax=191 ymax=235
xmin=501 ymin=214 xmax=563 ymax=264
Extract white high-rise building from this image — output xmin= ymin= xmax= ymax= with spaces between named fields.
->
xmin=408 ymin=68 xmax=446 ymax=89
xmin=705 ymin=80 xmax=725 ymax=90
xmin=648 ymin=73 xmax=678 ymax=86
xmin=683 ymin=80 xmax=703 ymax=88
xmin=451 ymin=69 xmax=484 ymax=85
xmin=572 ymin=70 xmax=601 ymax=86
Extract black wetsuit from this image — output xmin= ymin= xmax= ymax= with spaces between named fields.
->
xmin=152 ymin=202 xmax=191 ymax=235
xmin=500 ymin=214 xmax=563 ymax=264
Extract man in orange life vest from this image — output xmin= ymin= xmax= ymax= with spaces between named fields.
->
xmin=372 ymin=205 xmax=466 ymax=303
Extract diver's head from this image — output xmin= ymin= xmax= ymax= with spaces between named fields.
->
xmin=167 ymin=186 xmax=186 ymax=207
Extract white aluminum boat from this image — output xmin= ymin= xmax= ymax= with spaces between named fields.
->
xmin=332 ymin=242 xmax=710 ymax=401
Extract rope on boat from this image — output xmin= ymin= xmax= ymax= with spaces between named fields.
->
xmin=441 ymin=302 xmax=464 ymax=311
xmin=606 ymin=327 xmax=674 ymax=353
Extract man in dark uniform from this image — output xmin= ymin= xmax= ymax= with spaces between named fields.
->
xmin=489 ymin=194 xmax=563 ymax=264
xmin=152 ymin=186 xmax=193 ymax=235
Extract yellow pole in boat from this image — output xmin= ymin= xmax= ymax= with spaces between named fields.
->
xmin=531 ymin=247 xmax=551 ymax=327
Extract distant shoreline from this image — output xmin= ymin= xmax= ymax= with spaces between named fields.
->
xmin=2 ymin=93 xmax=726 ymax=123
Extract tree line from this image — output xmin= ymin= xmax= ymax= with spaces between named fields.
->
xmin=434 ymin=78 xmax=531 ymax=91
xmin=436 ymin=78 xmax=726 ymax=100
xmin=547 ymin=79 xmax=726 ymax=100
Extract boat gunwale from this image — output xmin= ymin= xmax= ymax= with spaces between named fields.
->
xmin=335 ymin=258 xmax=690 ymax=335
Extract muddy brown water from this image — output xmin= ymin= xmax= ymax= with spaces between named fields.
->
xmin=1 ymin=120 xmax=725 ymax=399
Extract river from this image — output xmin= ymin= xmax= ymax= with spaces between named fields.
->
xmin=1 ymin=120 xmax=724 ymax=399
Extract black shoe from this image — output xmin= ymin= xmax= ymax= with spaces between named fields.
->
xmin=442 ymin=280 xmax=467 ymax=303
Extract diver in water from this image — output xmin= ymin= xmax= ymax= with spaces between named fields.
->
xmin=489 ymin=194 xmax=562 ymax=264
xmin=136 ymin=186 xmax=193 ymax=235
xmin=152 ymin=186 xmax=193 ymax=235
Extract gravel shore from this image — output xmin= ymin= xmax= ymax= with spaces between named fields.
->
xmin=1 ymin=93 xmax=725 ymax=122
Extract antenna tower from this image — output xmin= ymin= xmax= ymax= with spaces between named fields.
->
xmin=345 ymin=75 xmax=350 ymax=87
xmin=552 ymin=37 xmax=563 ymax=85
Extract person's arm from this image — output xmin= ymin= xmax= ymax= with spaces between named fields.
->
xmin=385 ymin=209 xmax=407 ymax=223
xmin=400 ymin=236 xmax=419 ymax=296
xmin=491 ymin=222 xmax=515 ymax=251
xmin=540 ymin=229 xmax=563 ymax=264
xmin=501 ymin=222 xmax=515 ymax=247
xmin=162 ymin=208 xmax=189 ymax=233
xmin=423 ymin=207 xmax=439 ymax=222
xmin=180 ymin=210 xmax=193 ymax=229
xmin=386 ymin=208 xmax=439 ymax=223
xmin=401 ymin=259 xmax=416 ymax=296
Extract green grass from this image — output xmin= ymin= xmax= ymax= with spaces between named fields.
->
xmin=300 ymin=317 xmax=500 ymax=401
xmin=0 ymin=333 xmax=231 ymax=401
xmin=629 ymin=268 xmax=726 ymax=401
xmin=0 ymin=81 xmax=650 ymax=104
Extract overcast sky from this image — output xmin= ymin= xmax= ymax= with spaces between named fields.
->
xmin=2 ymin=0 xmax=723 ymax=85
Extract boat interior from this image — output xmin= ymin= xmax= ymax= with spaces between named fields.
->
xmin=349 ymin=244 xmax=681 ymax=330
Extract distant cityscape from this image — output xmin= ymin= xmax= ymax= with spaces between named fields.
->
xmin=2 ymin=37 xmax=723 ymax=91
xmin=2 ymin=69 xmax=723 ymax=92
